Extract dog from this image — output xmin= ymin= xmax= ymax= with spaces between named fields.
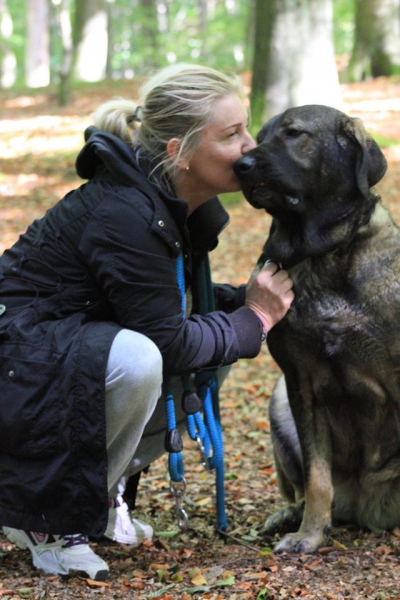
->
xmin=233 ymin=104 xmax=400 ymax=554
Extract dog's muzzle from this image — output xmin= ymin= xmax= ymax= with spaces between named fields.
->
xmin=233 ymin=154 xmax=273 ymax=209
xmin=233 ymin=154 xmax=256 ymax=176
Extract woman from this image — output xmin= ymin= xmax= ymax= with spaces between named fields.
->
xmin=0 ymin=64 xmax=294 ymax=580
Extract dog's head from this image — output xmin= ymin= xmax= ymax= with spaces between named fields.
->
xmin=234 ymin=105 xmax=387 ymax=267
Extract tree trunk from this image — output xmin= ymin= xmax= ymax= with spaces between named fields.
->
xmin=106 ymin=0 xmax=114 ymax=79
xmin=244 ymin=0 xmax=256 ymax=71
xmin=198 ymin=0 xmax=209 ymax=61
xmin=250 ymin=0 xmax=275 ymax=128
xmin=0 ymin=0 xmax=16 ymax=88
xmin=138 ymin=0 xmax=160 ymax=71
xmin=73 ymin=0 xmax=108 ymax=82
xmin=25 ymin=0 xmax=50 ymax=88
xmin=348 ymin=0 xmax=400 ymax=81
xmin=251 ymin=0 xmax=341 ymax=126
xmin=55 ymin=0 xmax=73 ymax=106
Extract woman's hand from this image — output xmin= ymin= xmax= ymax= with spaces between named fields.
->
xmin=245 ymin=261 xmax=294 ymax=333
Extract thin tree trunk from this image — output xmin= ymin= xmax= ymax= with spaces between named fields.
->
xmin=244 ymin=0 xmax=256 ymax=71
xmin=250 ymin=0 xmax=276 ymax=128
xmin=198 ymin=0 xmax=209 ymax=61
xmin=0 ymin=0 xmax=16 ymax=88
xmin=56 ymin=0 xmax=73 ymax=106
xmin=138 ymin=0 xmax=160 ymax=70
xmin=25 ymin=0 xmax=50 ymax=88
xmin=106 ymin=0 xmax=114 ymax=79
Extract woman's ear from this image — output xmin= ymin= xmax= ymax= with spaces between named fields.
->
xmin=167 ymin=138 xmax=189 ymax=170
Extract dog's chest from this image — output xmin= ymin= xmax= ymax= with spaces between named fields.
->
xmin=269 ymin=258 xmax=400 ymax=423
xmin=283 ymin=280 xmax=369 ymax=358
xmin=269 ymin=264 xmax=394 ymax=401
xmin=280 ymin=249 xmax=399 ymax=360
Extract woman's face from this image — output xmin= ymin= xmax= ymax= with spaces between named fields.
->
xmin=175 ymin=93 xmax=256 ymax=211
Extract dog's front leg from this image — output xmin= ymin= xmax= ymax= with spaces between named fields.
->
xmin=274 ymin=396 xmax=334 ymax=553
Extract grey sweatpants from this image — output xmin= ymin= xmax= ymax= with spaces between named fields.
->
xmin=105 ymin=328 xmax=229 ymax=498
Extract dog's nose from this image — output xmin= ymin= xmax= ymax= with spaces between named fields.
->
xmin=233 ymin=155 xmax=255 ymax=174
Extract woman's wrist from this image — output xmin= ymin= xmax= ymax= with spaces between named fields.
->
xmin=244 ymin=301 xmax=270 ymax=341
xmin=256 ymin=315 xmax=269 ymax=341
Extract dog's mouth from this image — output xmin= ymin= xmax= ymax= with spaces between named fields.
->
xmin=245 ymin=183 xmax=301 ymax=216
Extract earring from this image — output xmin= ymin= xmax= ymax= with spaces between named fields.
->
xmin=185 ymin=166 xmax=190 ymax=172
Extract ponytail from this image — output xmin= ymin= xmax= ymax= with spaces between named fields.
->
xmin=93 ymin=98 xmax=142 ymax=144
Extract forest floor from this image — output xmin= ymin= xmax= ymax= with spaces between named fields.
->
xmin=1 ymin=76 xmax=400 ymax=600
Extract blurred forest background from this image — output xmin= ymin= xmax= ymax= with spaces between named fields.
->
xmin=1 ymin=0 xmax=400 ymax=127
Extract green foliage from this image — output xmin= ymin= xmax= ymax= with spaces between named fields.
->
xmin=249 ymin=96 xmax=266 ymax=138
xmin=5 ymin=0 xmax=252 ymax=88
xmin=5 ymin=0 xmax=26 ymax=85
xmin=108 ymin=0 xmax=251 ymax=77
xmin=219 ymin=192 xmax=244 ymax=207
xmin=332 ymin=0 xmax=355 ymax=56
xmin=371 ymin=133 xmax=400 ymax=149
xmin=1 ymin=0 xmax=384 ymax=95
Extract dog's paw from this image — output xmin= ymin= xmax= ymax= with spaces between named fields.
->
xmin=273 ymin=530 xmax=325 ymax=554
xmin=262 ymin=501 xmax=305 ymax=536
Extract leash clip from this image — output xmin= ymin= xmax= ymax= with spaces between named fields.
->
xmin=196 ymin=435 xmax=212 ymax=472
xmin=169 ymin=477 xmax=189 ymax=531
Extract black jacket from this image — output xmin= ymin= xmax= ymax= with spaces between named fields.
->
xmin=0 ymin=128 xmax=262 ymax=536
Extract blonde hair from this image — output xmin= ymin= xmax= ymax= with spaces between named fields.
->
xmin=93 ymin=63 xmax=245 ymax=187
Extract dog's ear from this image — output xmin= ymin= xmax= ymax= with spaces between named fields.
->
xmin=338 ymin=117 xmax=387 ymax=198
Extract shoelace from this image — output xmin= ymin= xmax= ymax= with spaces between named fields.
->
xmin=108 ymin=497 xmax=122 ymax=509
xmin=63 ymin=533 xmax=88 ymax=548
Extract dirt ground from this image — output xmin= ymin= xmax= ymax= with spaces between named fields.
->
xmin=1 ymin=76 xmax=400 ymax=599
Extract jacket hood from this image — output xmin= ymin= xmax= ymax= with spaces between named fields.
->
xmin=76 ymin=126 xmax=230 ymax=253
xmin=76 ymin=126 xmax=151 ymax=189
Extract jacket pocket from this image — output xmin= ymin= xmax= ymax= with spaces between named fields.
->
xmin=0 ymin=344 xmax=61 ymax=458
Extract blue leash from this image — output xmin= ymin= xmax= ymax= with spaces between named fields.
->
xmin=165 ymin=253 xmax=228 ymax=532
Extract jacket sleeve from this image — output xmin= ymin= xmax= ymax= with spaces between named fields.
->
xmin=79 ymin=186 xmax=262 ymax=375
xmin=213 ymin=283 xmax=246 ymax=313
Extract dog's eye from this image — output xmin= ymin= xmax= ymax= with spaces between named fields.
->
xmin=285 ymin=128 xmax=303 ymax=138
xmin=256 ymin=132 xmax=265 ymax=144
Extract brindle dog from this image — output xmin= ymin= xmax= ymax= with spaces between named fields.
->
xmin=233 ymin=105 xmax=400 ymax=554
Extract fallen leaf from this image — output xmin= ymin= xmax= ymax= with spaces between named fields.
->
xmin=213 ymin=575 xmax=235 ymax=587
xmin=190 ymin=569 xmax=207 ymax=586
xmin=155 ymin=530 xmax=181 ymax=539
xmin=376 ymin=545 xmax=394 ymax=555
xmin=85 ymin=580 xmax=111 ymax=588
xmin=146 ymin=584 xmax=176 ymax=598
xmin=17 ymin=589 xmax=34 ymax=599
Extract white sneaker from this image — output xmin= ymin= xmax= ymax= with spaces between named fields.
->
xmin=3 ymin=527 xmax=109 ymax=581
xmin=104 ymin=496 xmax=153 ymax=545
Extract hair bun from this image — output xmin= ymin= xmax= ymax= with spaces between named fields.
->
xmin=127 ymin=106 xmax=142 ymax=124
